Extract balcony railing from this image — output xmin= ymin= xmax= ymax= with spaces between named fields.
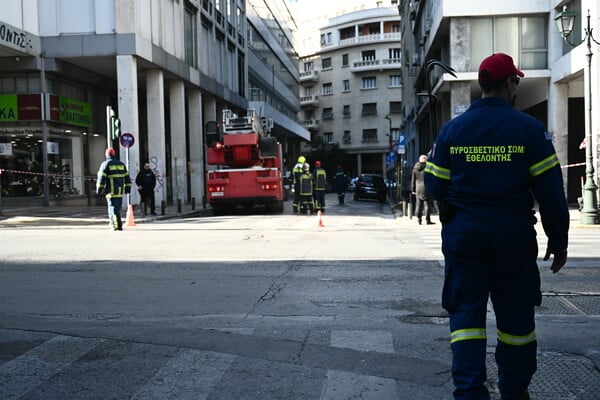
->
xmin=350 ymin=58 xmax=402 ymax=73
xmin=302 ymin=119 xmax=320 ymax=129
xmin=300 ymin=95 xmax=319 ymax=107
xmin=299 ymin=70 xmax=319 ymax=82
xmin=336 ymin=32 xmax=401 ymax=48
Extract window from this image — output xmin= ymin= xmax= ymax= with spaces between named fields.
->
xmin=389 ymin=48 xmax=401 ymax=60
xmin=322 ymin=83 xmax=333 ymax=95
xmin=322 ymin=108 xmax=334 ymax=120
xmin=361 ymin=50 xmax=376 ymax=61
xmin=342 ymin=79 xmax=350 ymax=92
xmin=362 ymin=129 xmax=378 ymax=142
xmin=343 ymin=131 xmax=351 ymax=143
xmin=324 ymin=132 xmax=333 ymax=143
xmin=322 ymin=57 xmax=332 ymax=70
xmin=389 ymin=75 xmax=402 ymax=87
xmin=361 ymin=103 xmax=377 ymax=115
xmin=184 ymin=3 xmax=198 ymax=68
xmin=343 ymin=105 xmax=351 ymax=117
xmin=389 ymin=101 xmax=402 ymax=113
xmin=470 ymin=15 xmax=547 ymax=70
xmin=362 ymin=77 xmax=377 ymax=89
xmin=304 ymin=86 xmax=314 ymax=96
xmin=320 ymin=32 xmax=333 ymax=45
xmin=304 ymin=61 xmax=313 ymax=72
xmin=342 ymin=54 xmax=349 ymax=66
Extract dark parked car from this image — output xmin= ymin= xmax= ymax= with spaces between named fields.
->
xmin=354 ymin=174 xmax=387 ymax=202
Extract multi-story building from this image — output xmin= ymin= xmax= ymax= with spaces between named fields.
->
xmin=399 ymin=0 xmax=600 ymax=204
xmin=296 ymin=2 xmax=402 ymax=180
xmin=0 ymin=0 xmax=308 ymax=206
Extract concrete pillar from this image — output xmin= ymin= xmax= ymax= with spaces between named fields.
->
xmin=357 ymin=153 xmax=362 ymax=175
xmin=169 ymin=80 xmax=187 ymax=203
xmin=548 ymin=82 xmax=569 ymax=193
xmin=146 ymin=69 xmax=167 ymax=206
xmin=450 ymin=82 xmax=471 ymax=120
xmin=203 ymin=96 xmax=217 ymax=122
xmin=188 ymin=89 xmax=204 ymax=203
xmin=116 ymin=55 xmax=140 ymax=205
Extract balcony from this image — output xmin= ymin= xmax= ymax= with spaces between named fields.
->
xmin=302 ymin=119 xmax=320 ymax=130
xmin=300 ymin=95 xmax=319 ymax=107
xmin=350 ymin=57 xmax=402 ymax=73
xmin=300 ymin=70 xmax=319 ymax=82
xmin=337 ymin=32 xmax=401 ymax=48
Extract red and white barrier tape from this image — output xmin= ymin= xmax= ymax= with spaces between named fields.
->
xmin=0 ymin=168 xmax=97 ymax=181
xmin=561 ymin=162 xmax=586 ymax=169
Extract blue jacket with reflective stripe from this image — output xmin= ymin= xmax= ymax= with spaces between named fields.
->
xmin=96 ymin=156 xmax=132 ymax=199
xmin=424 ymin=97 xmax=568 ymax=249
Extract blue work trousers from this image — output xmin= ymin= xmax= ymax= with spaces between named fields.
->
xmin=106 ymin=196 xmax=123 ymax=230
xmin=441 ymin=213 xmax=541 ymax=400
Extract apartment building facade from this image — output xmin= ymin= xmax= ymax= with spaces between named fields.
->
xmin=298 ymin=5 xmax=402 ymax=179
xmin=0 ymin=0 xmax=308 ymax=206
xmin=399 ymin=0 xmax=600 ymax=204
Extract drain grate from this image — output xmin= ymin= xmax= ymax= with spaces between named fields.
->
xmin=485 ymin=352 xmax=600 ymax=399
xmin=537 ymin=295 xmax=600 ymax=316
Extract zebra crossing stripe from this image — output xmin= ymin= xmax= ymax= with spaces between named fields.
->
xmin=320 ymin=370 xmax=398 ymax=400
xmin=330 ymin=330 xmax=395 ymax=353
xmin=0 ymin=335 xmax=103 ymax=400
xmin=321 ymin=330 xmax=398 ymax=399
xmin=131 ymin=349 xmax=234 ymax=400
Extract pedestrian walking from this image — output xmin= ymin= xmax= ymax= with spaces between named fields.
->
xmin=96 ymin=147 xmax=132 ymax=231
xmin=291 ymin=155 xmax=305 ymax=213
xmin=333 ymin=165 xmax=348 ymax=205
xmin=135 ymin=162 xmax=157 ymax=215
xmin=424 ymin=53 xmax=569 ymax=400
xmin=312 ymin=160 xmax=327 ymax=212
xmin=411 ymin=154 xmax=434 ymax=225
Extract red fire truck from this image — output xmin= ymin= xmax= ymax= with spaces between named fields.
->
xmin=205 ymin=109 xmax=284 ymax=214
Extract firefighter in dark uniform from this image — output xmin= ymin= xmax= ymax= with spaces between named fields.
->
xmin=96 ymin=147 xmax=132 ymax=231
xmin=424 ymin=53 xmax=569 ymax=400
xmin=291 ymin=155 xmax=306 ymax=213
xmin=298 ymin=162 xmax=314 ymax=215
xmin=333 ymin=165 xmax=348 ymax=205
xmin=312 ymin=160 xmax=327 ymax=212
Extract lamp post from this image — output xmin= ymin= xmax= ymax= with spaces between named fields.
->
xmin=555 ymin=6 xmax=599 ymax=224
xmin=384 ymin=114 xmax=394 ymax=201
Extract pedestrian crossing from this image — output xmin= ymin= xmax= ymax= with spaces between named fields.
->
xmin=2 ymin=324 xmax=600 ymax=399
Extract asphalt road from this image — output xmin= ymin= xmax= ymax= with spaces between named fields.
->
xmin=1 ymin=194 xmax=599 ymax=399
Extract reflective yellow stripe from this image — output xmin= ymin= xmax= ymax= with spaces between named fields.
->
xmin=450 ymin=328 xmax=487 ymax=344
xmin=497 ymin=329 xmax=536 ymax=346
xmin=529 ymin=154 xmax=559 ymax=177
xmin=425 ymin=161 xmax=451 ymax=180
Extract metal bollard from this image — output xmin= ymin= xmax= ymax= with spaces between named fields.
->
xmin=161 ymin=200 xmax=166 ymax=215
xmin=177 ymin=199 xmax=182 ymax=213
xmin=191 ymin=197 xmax=196 ymax=210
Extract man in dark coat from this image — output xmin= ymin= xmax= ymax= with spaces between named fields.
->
xmin=411 ymin=154 xmax=434 ymax=224
xmin=136 ymin=162 xmax=157 ymax=215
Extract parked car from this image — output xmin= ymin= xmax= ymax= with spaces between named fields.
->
xmin=354 ymin=174 xmax=387 ymax=202
xmin=348 ymin=177 xmax=358 ymax=192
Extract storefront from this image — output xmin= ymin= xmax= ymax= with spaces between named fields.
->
xmin=0 ymin=94 xmax=91 ymax=200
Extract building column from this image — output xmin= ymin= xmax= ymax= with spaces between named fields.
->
xmin=116 ymin=55 xmax=140 ymax=205
xmin=203 ymin=96 xmax=217 ymax=122
xmin=146 ymin=69 xmax=167 ymax=206
xmin=357 ymin=153 xmax=362 ymax=176
xmin=450 ymin=82 xmax=471 ymax=119
xmin=169 ymin=80 xmax=187 ymax=203
xmin=188 ymin=89 xmax=204 ymax=204
xmin=548 ymin=82 xmax=569 ymax=193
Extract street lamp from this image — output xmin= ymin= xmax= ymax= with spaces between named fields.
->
xmin=555 ymin=6 xmax=600 ymax=225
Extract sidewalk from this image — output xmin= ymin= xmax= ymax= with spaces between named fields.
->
xmin=0 ymin=201 xmax=211 ymax=226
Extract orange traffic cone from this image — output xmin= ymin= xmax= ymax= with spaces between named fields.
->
xmin=317 ymin=210 xmax=324 ymax=227
xmin=125 ymin=204 xmax=137 ymax=227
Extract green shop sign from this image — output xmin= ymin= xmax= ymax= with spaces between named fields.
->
xmin=0 ymin=94 xmax=18 ymax=122
xmin=58 ymin=97 xmax=92 ymax=127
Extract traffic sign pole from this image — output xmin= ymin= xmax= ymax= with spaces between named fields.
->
xmin=119 ymin=133 xmax=135 ymax=207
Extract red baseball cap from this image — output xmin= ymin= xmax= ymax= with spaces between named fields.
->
xmin=478 ymin=53 xmax=524 ymax=81
xmin=105 ymin=147 xmax=116 ymax=157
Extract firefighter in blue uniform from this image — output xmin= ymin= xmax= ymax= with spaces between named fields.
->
xmin=291 ymin=155 xmax=306 ymax=213
xmin=424 ymin=53 xmax=569 ymax=400
xmin=96 ymin=147 xmax=132 ymax=231
xmin=312 ymin=160 xmax=327 ymax=212
xmin=298 ymin=162 xmax=314 ymax=215
xmin=333 ymin=164 xmax=348 ymax=205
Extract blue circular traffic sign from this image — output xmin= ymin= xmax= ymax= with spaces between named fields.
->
xmin=119 ymin=132 xmax=135 ymax=148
